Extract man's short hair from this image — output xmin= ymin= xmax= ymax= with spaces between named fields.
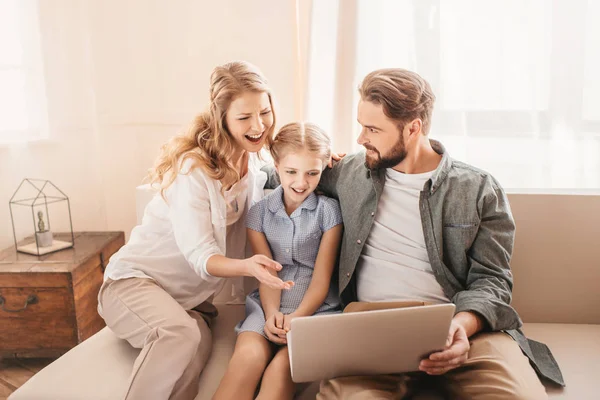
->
xmin=359 ymin=68 xmax=436 ymax=135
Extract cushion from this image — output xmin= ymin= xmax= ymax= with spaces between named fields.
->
xmin=8 ymin=304 xmax=318 ymax=400
xmin=10 ymin=306 xmax=598 ymax=400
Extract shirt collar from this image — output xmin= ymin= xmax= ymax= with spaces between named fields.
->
xmin=427 ymin=139 xmax=452 ymax=194
xmin=267 ymin=185 xmax=319 ymax=216
xmin=366 ymin=139 xmax=452 ymax=195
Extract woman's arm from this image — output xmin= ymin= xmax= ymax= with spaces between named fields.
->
xmin=292 ymin=224 xmax=343 ymax=318
xmin=205 ymin=253 xmax=290 ymax=290
xmin=167 ymin=163 xmax=288 ymax=289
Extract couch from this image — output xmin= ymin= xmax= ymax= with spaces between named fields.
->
xmin=9 ymin=188 xmax=600 ymax=400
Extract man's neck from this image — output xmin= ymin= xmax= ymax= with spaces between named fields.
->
xmin=392 ymin=137 xmax=442 ymax=174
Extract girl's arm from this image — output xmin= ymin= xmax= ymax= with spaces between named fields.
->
xmin=291 ymin=223 xmax=343 ymax=318
xmin=247 ymin=228 xmax=283 ymax=319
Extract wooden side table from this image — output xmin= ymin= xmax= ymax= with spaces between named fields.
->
xmin=0 ymin=231 xmax=125 ymax=358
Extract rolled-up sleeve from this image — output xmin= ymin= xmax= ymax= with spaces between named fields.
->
xmin=452 ymin=184 xmax=522 ymax=331
xmin=165 ymin=166 xmax=222 ymax=282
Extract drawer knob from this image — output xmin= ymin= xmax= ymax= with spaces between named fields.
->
xmin=0 ymin=294 xmax=39 ymax=313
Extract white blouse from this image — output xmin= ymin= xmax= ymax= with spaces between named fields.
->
xmin=101 ymin=153 xmax=268 ymax=311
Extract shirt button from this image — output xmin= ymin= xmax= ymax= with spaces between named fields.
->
xmin=346 ymin=272 xmax=350 ymax=277
xmin=285 ymin=249 xmax=290 ymax=253
xmin=356 ymin=239 xmax=362 ymax=244
xmin=371 ymin=212 xmax=375 ymax=216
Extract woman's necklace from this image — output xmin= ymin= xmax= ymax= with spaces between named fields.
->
xmin=226 ymin=152 xmax=248 ymax=215
xmin=235 ymin=152 xmax=249 ymax=213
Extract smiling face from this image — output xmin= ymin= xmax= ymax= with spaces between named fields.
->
xmin=225 ymin=91 xmax=274 ymax=154
xmin=275 ymin=150 xmax=324 ymax=209
xmin=356 ymin=99 xmax=409 ymax=170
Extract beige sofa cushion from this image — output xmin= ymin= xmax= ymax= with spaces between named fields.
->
xmin=8 ymin=304 xmax=318 ymax=400
xmin=522 ymin=323 xmax=600 ymax=400
xmin=10 ymin=304 xmax=598 ymax=400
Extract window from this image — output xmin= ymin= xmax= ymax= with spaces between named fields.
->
xmin=307 ymin=0 xmax=600 ymax=189
xmin=0 ymin=0 xmax=48 ymax=143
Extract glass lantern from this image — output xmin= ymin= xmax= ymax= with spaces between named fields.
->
xmin=9 ymin=179 xmax=75 ymax=256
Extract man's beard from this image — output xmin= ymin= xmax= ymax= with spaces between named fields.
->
xmin=364 ymin=134 xmax=407 ymax=170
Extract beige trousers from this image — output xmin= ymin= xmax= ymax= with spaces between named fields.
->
xmin=317 ymin=302 xmax=547 ymax=400
xmin=98 ymin=278 xmax=217 ymax=400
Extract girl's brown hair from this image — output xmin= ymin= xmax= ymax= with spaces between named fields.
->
xmin=270 ymin=122 xmax=331 ymax=168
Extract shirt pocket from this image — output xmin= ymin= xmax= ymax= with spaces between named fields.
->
xmin=443 ymin=223 xmax=478 ymax=252
xmin=444 ymin=222 xmax=478 ymax=229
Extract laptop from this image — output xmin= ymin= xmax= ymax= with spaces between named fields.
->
xmin=286 ymin=303 xmax=455 ymax=383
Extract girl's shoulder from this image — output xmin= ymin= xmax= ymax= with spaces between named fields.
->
xmin=315 ymin=194 xmax=340 ymax=210
xmin=258 ymin=185 xmax=283 ymax=209
xmin=315 ymin=195 xmax=343 ymax=230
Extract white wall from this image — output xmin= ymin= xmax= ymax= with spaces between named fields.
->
xmin=0 ymin=0 xmax=301 ymax=249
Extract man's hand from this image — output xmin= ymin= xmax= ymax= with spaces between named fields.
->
xmin=327 ymin=152 xmax=347 ymax=168
xmin=419 ymin=319 xmax=470 ymax=375
xmin=264 ymin=311 xmax=287 ymax=345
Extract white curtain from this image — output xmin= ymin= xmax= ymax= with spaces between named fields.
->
xmin=0 ymin=0 xmax=47 ymax=143
xmin=306 ymin=0 xmax=600 ymax=190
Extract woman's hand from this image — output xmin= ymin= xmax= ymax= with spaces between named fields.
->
xmin=327 ymin=152 xmax=347 ymax=168
xmin=264 ymin=311 xmax=288 ymax=344
xmin=245 ymin=255 xmax=294 ymax=290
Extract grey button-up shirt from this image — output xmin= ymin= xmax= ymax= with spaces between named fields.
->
xmin=264 ymin=140 xmax=564 ymax=386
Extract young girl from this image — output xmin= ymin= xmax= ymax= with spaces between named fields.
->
xmin=97 ymin=61 xmax=293 ymax=400
xmin=213 ymin=122 xmax=344 ymax=400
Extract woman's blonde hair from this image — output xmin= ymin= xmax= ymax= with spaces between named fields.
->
xmin=270 ymin=122 xmax=331 ymax=168
xmin=149 ymin=61 xmax=276 ymax=197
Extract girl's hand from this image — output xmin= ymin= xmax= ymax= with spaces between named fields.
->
xmin=282 ymin=312 xmax=298 ymax=333
xmin=264 ymin=312 xmax=287 ymax=345
xmin=245 ymin=255 xmax=294 ymax=290
xmin=328 ymin=152 xmax=347 ymax=168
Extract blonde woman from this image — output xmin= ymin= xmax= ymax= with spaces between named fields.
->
xmin=213 ymin=122 xmax=344 ymax=400
xmin=97 ymin=61 xmax=293 ymax=400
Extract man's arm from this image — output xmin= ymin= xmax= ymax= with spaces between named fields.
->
xmin=262 ymin=164 xmax=280 ymax=190
xmin=453 ymin=311 xmax=485 ymax=337
xmin=420 ymin=180 xmax=517 ymax=375
xmin=317 ymin=161 xmax=341 ymax=199
xmin=451 ymin=182 xmax=521 ymax=332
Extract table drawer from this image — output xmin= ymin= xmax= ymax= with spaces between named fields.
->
xmin=0 ymin=287 xmax=76 ymax=354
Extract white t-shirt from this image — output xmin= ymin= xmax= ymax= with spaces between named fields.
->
xmin=101 ymin=154 xmax=267 ymax=312
xmin=356 ymin=168 xmax=450 ymax=304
